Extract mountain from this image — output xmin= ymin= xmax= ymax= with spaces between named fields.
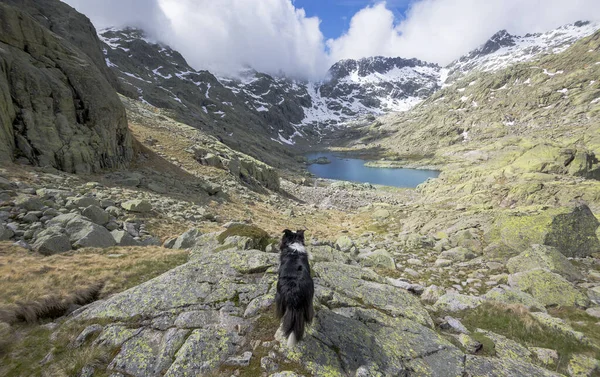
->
xmin=446 ymin=20 xmax=600 ymax=83
xmin=98 ymin=28 xmax=443 ymax=145
xmin=0 ymin=1 xmax=132 ymax=173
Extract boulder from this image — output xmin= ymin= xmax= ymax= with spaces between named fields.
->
xmin=507 ymin=244 xmax=583 ymax=281
xmin=0 ymin=224 xmax=14 ymax=241
xmin=440 ymin=246 xmax=477 ymax=262
xmin=65 ymin=217 xmax=116 ymax=249
xmin=82 ymin=205 xmax=110 ymax=226
xmin=483 ymin=285 xmax=546 ymax=312
xmin=46 ymin=213 xmax=83 ymax=228
xmin=529 ymin=347 xmax=558 ymax=369
xmin=508 ymin=269 xmax=589 ymax=307
xmin=465 ymin=355 xmax=562 ymax=377
xmin=433 ymin=293 xmax=484 ymax=312
xmin=421 ymin=285 xmax=444 ymax=304
xmin=70 ymin=197 xmax=101 ymax=208
xmin=14 ymin=196 xmax=44 ymax=211
xmin=111 ymin=230 xmax=141 ymax=247
xmin=358 ymin=249 xmax=396 ymax=270
xmin=485 ymin=204 xmax=600 ymax=257
xmin=121 ymin=200 xmax=152 ymax=213
xmin=372 ymin=209 xmax=391 ymax=220
xmin=0 ymin=2 xmax=133 ymax=172
xmin=567 ymin=354 xmax=599 ymax=377
xmin=335 ymin=235 xmax=354 ymax=253
xmin=172 ymin=228 xmax=203 ymax=250
xmin=32 ymin=227 xmax=71 ymax=255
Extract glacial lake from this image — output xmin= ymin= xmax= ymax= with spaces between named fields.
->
xmin=306 ymin=153 xmax=440 ymax=188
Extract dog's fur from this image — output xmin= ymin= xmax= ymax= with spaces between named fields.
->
xmin=275 ymin=229 xmax=314 ymax=347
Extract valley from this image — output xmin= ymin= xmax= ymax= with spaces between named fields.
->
xmin=1 ymin=1 xmax=600 ymax=376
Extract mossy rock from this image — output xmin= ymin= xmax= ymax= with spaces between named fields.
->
xmin=508 ymin=269 xmax=589 ymax=308
xmin=217 ymin=224 xmax=272 ymax=251
xmin=506 ymin=244 xmax=584 ymax=281
xmin=485 ymin=204 xmax=600 ymax=258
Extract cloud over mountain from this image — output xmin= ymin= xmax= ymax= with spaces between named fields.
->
xmin=63 ymin=0 xmax=600 ymax=79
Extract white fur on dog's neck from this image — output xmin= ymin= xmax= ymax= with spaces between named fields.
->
xmin=288 ymin=242 xmax=306 ymax=253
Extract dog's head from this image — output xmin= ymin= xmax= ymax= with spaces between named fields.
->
xmin=280 ymin=229 xmax=305 ymax=250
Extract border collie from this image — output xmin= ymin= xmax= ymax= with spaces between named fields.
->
xmin=276 ymin=229 xmax=314 ymax=347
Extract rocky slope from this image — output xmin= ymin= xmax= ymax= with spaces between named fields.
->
xmin=0 ymin=1 xmax=133 ymax=173
xmin=99 ymin=28 xmax=443 ymax=145
xmin=446 ymin=20 xmax=600 ymax=83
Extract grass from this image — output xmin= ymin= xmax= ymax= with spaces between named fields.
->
xmin=459 ymin=303 xmax=600 ymax=372
xmin=0 ymin=319 xmax=119 ymax=377
xmin=0 ymin=242 xmax=189 ymax=376
xmin=0 ymin=242 xmax=188 ymax=307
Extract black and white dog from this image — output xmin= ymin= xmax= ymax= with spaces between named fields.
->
xmin=275 ymin=229 xmax=314 ymax=347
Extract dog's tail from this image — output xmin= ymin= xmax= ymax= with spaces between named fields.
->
xmin=282 ymin=307 xmax=307 ymax=347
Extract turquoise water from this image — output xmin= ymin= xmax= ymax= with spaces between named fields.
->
xmin=306 ymin=152 xmax=440 ymax=188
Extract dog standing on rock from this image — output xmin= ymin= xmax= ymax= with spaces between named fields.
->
xmin=276 ymin=229 xmax=314 ymax=347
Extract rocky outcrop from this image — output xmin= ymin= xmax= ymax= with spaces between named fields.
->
xmin=0 ymin=1 xmax=133 ymax=173
xmin=486 ymin=204 xmax=600 ymax=258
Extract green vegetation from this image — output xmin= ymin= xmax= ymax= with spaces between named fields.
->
xmin=217 ymin=224 xmax=273 ymax=251
xmin=461 ymin=303 xmax=600 ymax=372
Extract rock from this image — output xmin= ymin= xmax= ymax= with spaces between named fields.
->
xmin=65 ymin=217 xmax=116 ymax=249
xmin=508 ymin=269 xmax=589 ymax=307
xmin=110 ymin=230 xmax=141 ymax=247
xmin=440 ymin=316 xmax=469 ymax=334
xmin=588 ymin=286 xmax=600 ymax=305
xmin=46 ymin=213 xmax=82 ymax=228
xmin=105 ymin=206 xmax=122 ymax=217
xmin=36 ymin=188 xmax=74 ymax=200
xmin=530 ymin=312 xmax=592 ymax=345
xmin=506 ymin=244 xmax=583 ymax=281
xmin=0 ymin=224 xmax=14 ymax=241
xmin=200 ymin=181 xmax=221 ymax=196
xmin=421 ymin=285 xmax=444 ymax=304
xmin=261 ymin=357 xmax=279 ymax=373
xmin=435 ymin=258 xmax=453 ymax=267
xmin=14 ymin=196 xmax=44 ymax=211
xmin=335 ymin=235 xmax=354 ymax=253
xmin=121 ymin=200 xmax=152 ymax=213
xmin=223 ymin=351 xmax=252 ymax=367
xmin=147 ymin=182 xmax=167 ymax=194
xmin=451 ymin=229 xmax=483 ymax=253
xmin=457 ymin=334 xmax=482 ymax=354
xmin=81 ymin=205 xmax=110 ymax=226
xmin=71 ymin=197 xmax=101 ymax=209
xmin=433 ymin=293 xmax=484 ymax=312
xmin=269 ymin=373 xmax=303 ymax=377
xmin=440 ymin=246 xmax=477 ymax=262
xmin=73 ymin=324 xmax=103 ymax=348
xmin=0 ymin=0 xmax=133 ymax=173
xmin=567 ymin=354 xmax=600 ymax=377
xmin=585 ymin=307 xmax=600 ymax=318
xmin=172 ymin=228 xmax=203 ymax=250
xmin=479 ymin=330 xmax=531 ymax=361
xmin=465 ymin=355 xmax=562 ymax=376
xmin=372 ymin=209 xmax=390 ymax=220
xmin=406 ymin=258 xmax=423 ymax=266
xmin=530 ymin=347 xmax=559 ymax=369
xmin=358 ymin=249 xmax=396 ymax=270
xmin=485 ymin=204 xmax=600 ymax=258
xmin=32 ymin=227 xmax=71 ymax=255
xmin=483 ymin=285 xmax=547 ymax=312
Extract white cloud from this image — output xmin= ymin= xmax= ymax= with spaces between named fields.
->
xmin=62 ymin=0 xmax=600 ymax=79
xmin=328 ymin=0 xmax=600 ymax=65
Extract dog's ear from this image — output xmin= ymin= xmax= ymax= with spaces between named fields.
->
xmin=283 ymin=229 xmax=293 ymax=235
xmin=296 ymin=229 xmax=305 ymax=242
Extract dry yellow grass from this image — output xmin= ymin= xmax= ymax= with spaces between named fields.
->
xmin=0 ymin=242 xmax=188 ymax=307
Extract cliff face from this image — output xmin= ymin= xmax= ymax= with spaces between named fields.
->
xmin=0 ymin=1 xmax=133 ymax=173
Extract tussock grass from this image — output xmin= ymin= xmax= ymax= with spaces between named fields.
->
xmin=0 ymin=243 xmax=188 ymax=307
xmin=460 ymin=303 xmax=600 ymax=372
xmin=0 ymin=281 xmax=104 ymax=324
xmin=0 ymin=242 xmax=189 ymax=376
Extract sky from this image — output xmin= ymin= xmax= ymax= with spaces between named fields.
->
xmin=62 ymin=0 xmax=600 ymax=80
